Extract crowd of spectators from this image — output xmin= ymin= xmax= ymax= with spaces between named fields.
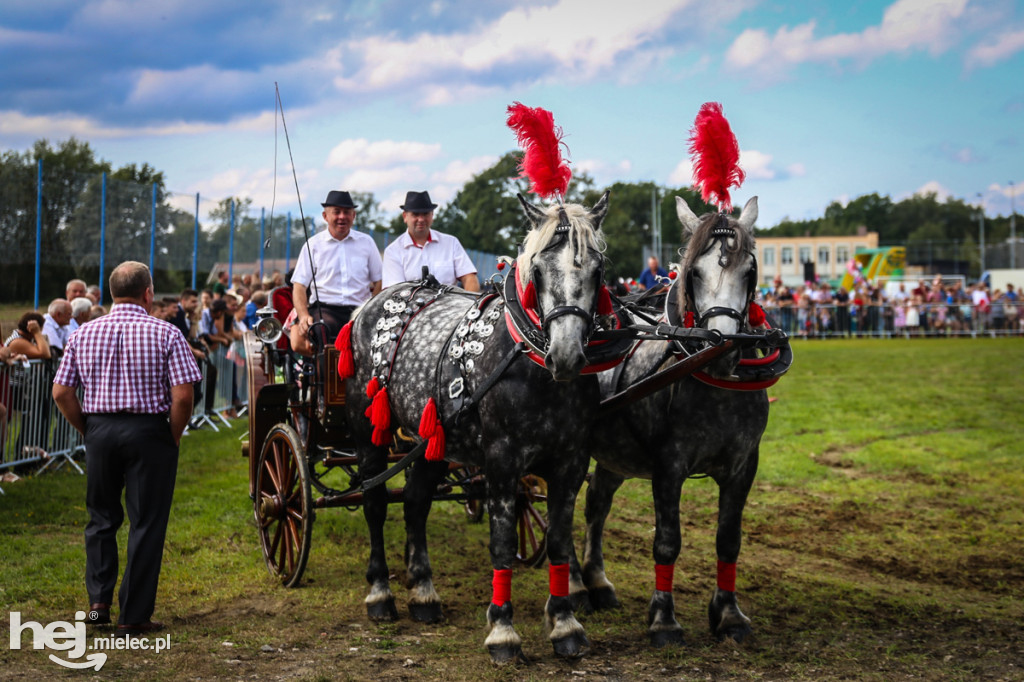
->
xmin=1 ymin=271 xmax=287 ymax=462
xmin=756 ymin=275 xmax=1021 ymax=337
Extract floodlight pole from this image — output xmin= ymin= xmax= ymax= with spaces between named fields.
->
xmin=1011 ymin=181 xmax=1016 ymax=269
xmin=976 ymin=193 xmax=986 ymax=277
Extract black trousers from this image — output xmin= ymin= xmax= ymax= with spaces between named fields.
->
xmin=83 ymin=413 xmax=178 ymax=625
xmin=308 ymin=303 xmax=355 ymax=346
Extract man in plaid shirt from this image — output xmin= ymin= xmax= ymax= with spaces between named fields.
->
xmin=53 ymin=261 xmax=201 ymax=638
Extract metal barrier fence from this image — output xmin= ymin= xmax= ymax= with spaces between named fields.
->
xmin=0 ymin=359 xmax=84 ymax=478
xmin=0 ymin=341 xmax=249 ymax=484
xmin=183 ymin=342 xmax=248 ymax=434
xmin=761 ymin=301 xmax=1022 ymax=338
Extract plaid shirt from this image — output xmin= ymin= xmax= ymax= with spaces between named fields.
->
xmin=53 ymin=303 xmax=201 ymax=414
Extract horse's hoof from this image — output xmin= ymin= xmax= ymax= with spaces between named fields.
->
xmin=716 ymin=623 xmax=752 ymax=643
xmin=570 ymin=590 xmax=593 ymax=615
xmin=649 ymin=628 xmax=686 ymax=648
xmin=408 ymin=601 xmax=443 ymax=624
xmin=487 ymin=644 xmax=529 ymax=665
xmin=366 ymin=598 xmax=398 ymax=622
xmin=587 ymin=586 xmax=621 ymax=611
xmin=551 ymin=631 xmax=590 ymax=659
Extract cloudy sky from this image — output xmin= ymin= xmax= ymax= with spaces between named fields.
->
xmin=1 ymin=0 xmax=1021 ymax=233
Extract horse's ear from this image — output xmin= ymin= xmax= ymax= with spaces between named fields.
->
xmin=517 ymin=193 xmax=547 ymax=230
xmin=737 ymin=196 xmax=758 ymax=233
xmin=587 ymin=191 xmax=610 ymax=228
xmin=675 ymin=196 xmax=700 ymax=235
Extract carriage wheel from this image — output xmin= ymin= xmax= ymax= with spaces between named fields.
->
xmin=254 ymin=423 xmax=313 ymax=587
xmin=515 ymin=475 xmax=548 ymax=568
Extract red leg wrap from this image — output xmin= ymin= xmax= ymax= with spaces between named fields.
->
xmin=655 ymin=563 xmax=674 ymax=593
xmin=492 ymin=568 xmax=512 ymax=606
xmin=549 ymin=563 xmax=569 ymax=598
xmin=717 ymin=560 xmax=737 ymax=592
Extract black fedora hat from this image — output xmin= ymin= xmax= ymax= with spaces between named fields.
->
xmin=400 ymin=191 xmax=437 ymax=213
xmin=321 ymin=190 xmax=358 ymax=209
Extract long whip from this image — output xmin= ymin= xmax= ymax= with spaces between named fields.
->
xmin=274 ymin=83 xmax=324 ymax=339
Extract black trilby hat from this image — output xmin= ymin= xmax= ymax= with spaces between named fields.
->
xmin=321 ymin=190 xmax=358 ymax=209
xmin=400 ymin=191 xmax=437 ymax=213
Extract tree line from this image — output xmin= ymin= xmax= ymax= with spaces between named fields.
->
xmin=1 ymin=138 xmax=1011 ymax=303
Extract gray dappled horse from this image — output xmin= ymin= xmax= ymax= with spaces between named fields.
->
xmin=345 ymin=193 xmax=610 ymax=663
xmin=575 ymin=196 xmax=770 ymax=646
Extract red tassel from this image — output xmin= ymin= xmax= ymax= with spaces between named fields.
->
xmin=748 ymin=302 xmax=766 ymax=327
xmin=425 ymin=423 xmax=445 ymax=462
xmin=597 ymin=285 xmax=613 ymax=316
xmin=335 ymin=322 xmax=354 ymax=379
xmin=688 ymin=102 xmax=745 ymax=213
xmin=418 ymin=398 xmax=438 ymax=438
xmin=506 ymin=102 xmax=572 ymax=199
xmin=684 ymin=311 xmax=695 ymax=328
xmin=371 ymin=385 xmax=390 ymax=432
xmin=366 ymin=376 xmax=380 ymax=399
xmin=522 ymin=281 xmax=537 ymax=310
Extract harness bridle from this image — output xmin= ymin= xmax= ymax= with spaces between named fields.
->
xmin=534 ymin=207 xmax=600 ymax=336
xmin=681 ymin=215 xmax=758 ymax=331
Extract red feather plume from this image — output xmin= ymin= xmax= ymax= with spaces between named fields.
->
xmin=688 ymin=102 xmax=745 ymax=213
xmin=506 ymin=102 xmax=572 ymax=200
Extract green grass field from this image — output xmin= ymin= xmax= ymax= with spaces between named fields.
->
xmin=1 ymin=338 xmax=1022 ymax=680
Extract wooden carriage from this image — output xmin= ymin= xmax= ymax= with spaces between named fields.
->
xmin=241 ymin=315 xmax=550 ymax=588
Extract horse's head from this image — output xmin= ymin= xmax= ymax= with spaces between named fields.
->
xmin=676 ymin=195 xmax=759 ymax=375
xmin=516 ymin=191 xmax=610 ymax=381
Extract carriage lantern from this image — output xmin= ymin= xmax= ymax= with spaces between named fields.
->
xmin=253 ymin=306 xmax=283 ymax=344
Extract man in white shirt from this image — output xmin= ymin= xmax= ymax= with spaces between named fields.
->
xmin=42 ymin=298 xmax=73 ymax=350
xmin=382 ymin=191 xmax=479 ymax=292
xmin=291 ymin=190 xmax=383 ymax=344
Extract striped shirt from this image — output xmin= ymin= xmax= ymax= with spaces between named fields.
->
xmin=53 ymin=303 xmax=201 ymax=414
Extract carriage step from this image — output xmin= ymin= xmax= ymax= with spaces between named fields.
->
xmin=321 ymin=452 xmax=410 ymax=467
xmin=316 ymin=488 xmax=404 ymax=508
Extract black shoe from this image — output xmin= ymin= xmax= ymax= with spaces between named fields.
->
xmin=114 ymin=621 xmax=165 ymax=638
xmin=86 ymin=603 xmax=111 ymax=625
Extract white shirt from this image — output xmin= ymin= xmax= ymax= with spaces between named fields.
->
xmin=42 ymin=314 xmax=69 ymax=349
xmin=291 ymin=228 xmax=383 ymax=306
xmin=382 ymin=229 xmax=476 ymax=288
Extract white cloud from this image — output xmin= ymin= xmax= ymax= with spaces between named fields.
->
xmin=740 ymin=149 xmax=776 ymax=180
xmin=339 ymin=165 xmax=428 ymax=190
xmin=431 ymin=155 xmax=498 ymax=185
xmin=668 ymin=158 xmax=692 ymax=186
xmin=334 ymin=0 xmax=697 ymax=95
xmin=325 ymin=138 xmax=442 ymax=169
xmin=913 ymin=180 xmax=953 ymax=201
xmin=725 ymin=0 xmax=969 ymax=79
xmin=966 ymin=28 xmax=1024 ymax=69
xmin=0 ymin=108 xmax=275 ymax=140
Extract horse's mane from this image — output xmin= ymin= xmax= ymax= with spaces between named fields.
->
xmin=678 ymin=212 xmax=755 ymax=307
xmin=517 ymin=203 xmax=606 ymax=287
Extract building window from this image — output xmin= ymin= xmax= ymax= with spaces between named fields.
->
xmin=781 ymin=247 xmax=793 ymax=265
xmin=763 ymin=247 xmax=775 ymax=266
xmin=836 ymin=245 xmax=849 ymax=264
xmin=799 ymin=246 xmax=812 ymax=264
xmin=818 ymin=246 xmax=830 ymax=265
